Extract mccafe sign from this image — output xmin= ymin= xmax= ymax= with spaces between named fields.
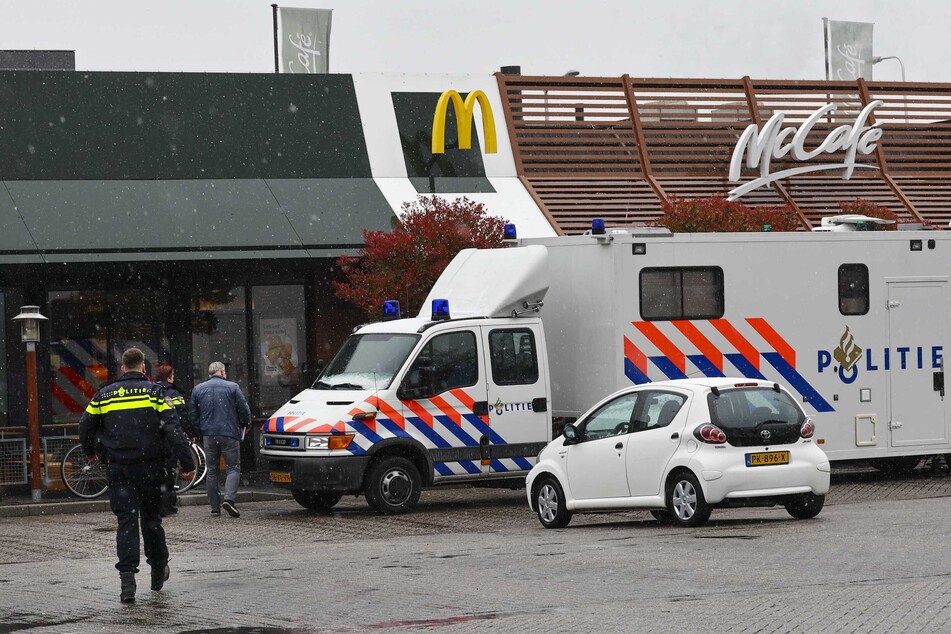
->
xmin=727 ymin=100 xmax=883 ymax=200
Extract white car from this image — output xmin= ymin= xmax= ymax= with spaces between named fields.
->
xmin=527 ymin=378 xmax=831 ymax=528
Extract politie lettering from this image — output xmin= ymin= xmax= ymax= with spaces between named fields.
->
xmin=817 ymin=345 xmax=943 ymax=384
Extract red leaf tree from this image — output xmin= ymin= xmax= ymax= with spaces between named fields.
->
xmin=655 ymin=196 xmax=801 ymax=232
xmin=334 ymin=196 xmax=507 ymax=318
xmin=837 ymin=198 xmax=901 ymax=230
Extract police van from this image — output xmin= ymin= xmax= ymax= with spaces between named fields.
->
xmin=260 ymin=218 xmax=951 ymax=513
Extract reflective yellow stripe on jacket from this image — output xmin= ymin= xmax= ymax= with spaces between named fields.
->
xmin=86 ymin=394 xmax=173 ymax=415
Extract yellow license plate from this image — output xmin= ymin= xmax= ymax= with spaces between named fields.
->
xmin=270 ymin=471 xmax=292 ymax=483
xmin=746 ymin=451 xmax=789 ymax=467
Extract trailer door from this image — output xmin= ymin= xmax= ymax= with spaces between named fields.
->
xmin=887 ymin=279 xmax=948 ymax=447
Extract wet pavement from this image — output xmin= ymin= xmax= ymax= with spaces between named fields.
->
xmin=0 ymin=462 xmax=950 ymax=632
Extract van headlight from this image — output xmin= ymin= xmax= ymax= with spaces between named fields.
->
xmin=306 ymin=434 xmax=354 ymax=450
xmin=307 ymin=436 xmax=329 ymax=449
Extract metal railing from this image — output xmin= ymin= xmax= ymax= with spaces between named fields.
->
xmin=42 ymin=436 xmax=79 ymax=490
xmin=0 ymin=438 xmax=28 ymax=486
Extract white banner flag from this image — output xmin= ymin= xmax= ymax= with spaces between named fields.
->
xmin=279 ymin=7 xmax=332 ymax=74
xmin=824 ymin=19 xmax=874 ymax=81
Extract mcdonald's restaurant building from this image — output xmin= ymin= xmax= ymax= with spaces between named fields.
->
xmin=2 ymin=68 xmax=951 ymax=490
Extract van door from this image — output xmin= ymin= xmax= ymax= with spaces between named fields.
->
xmin=887 ymin=279 xmax=949 ymax=447
xmin=399 ymin=328 xmax=488 ymax=478
xmin=481 ymin=325 xmax=549 ymax=474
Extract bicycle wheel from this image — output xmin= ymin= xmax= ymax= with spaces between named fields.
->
xmin=175 ymin=443 xmax=205 ymax=493
xmin=192 ymin=442 xmax=208 ymax=487
xmin=60 ymin=444 xmax=108 ymax=499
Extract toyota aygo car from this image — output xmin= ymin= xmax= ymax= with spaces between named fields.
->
xmin=527 ymin=378 xmax=831 ymax=528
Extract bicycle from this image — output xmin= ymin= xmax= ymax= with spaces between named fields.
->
xmin=60 ymin=440 xmax=207 ymax=499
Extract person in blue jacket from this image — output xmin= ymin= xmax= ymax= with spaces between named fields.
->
xmin=188 ymin=360 xmax=251 ymax=518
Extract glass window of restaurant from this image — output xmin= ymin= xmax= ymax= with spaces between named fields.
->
xmin=191 ymin=287 xmax=249 ymax=395
xmin=48 ymin=289 xmax=172 ymax=428
xmin=251 ymin=285 xmax=306 ymax=419
xmin=0 ymin=292 xmax=6 ymax=427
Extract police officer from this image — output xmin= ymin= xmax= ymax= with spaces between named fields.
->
xmin=79 ymin=347 xmax=195 ymax=603
xmin=153 ymin=362 xmax=195 ymax=517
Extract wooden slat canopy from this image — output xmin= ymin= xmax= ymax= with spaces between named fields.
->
xmin=496 ymin=74 xmax=951 ymax=234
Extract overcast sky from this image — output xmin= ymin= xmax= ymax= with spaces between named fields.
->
xmin=0 ymin=0 xmax=941 ymax=81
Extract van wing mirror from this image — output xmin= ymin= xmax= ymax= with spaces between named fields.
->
xmin=397 ymin=364 xmax=436 ymax=401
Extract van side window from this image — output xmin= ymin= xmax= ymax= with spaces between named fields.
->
xmin=489 ymin=329 xmax=539 ymax=385
xmin=838 ymin=263 xmax=869 ymax=315
xmin=640 ymin=267 xmax=724 ymax=321
xmin=405 ymin=331 xmax=478 ymax=396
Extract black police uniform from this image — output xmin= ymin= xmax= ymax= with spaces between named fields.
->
xmin=156 ymin=379 xmax=194 ymax=516
xmin=79 ymin=371 xmax=195 ymax=575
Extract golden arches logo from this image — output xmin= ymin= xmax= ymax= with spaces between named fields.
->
xmin=431 ymin=89 xmax=497 ymax=155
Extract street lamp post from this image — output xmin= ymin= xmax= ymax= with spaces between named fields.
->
xmin=873 ymin=55 xmax=906 ymax=82
xmin=13 ymin=306 xmax=48 ymax=502
xmin=546 ymin=69 xmax=580 ymax=121
xmin=873 ymin=55 xmax=908 ymax=124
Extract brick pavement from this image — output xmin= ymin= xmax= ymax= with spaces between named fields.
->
xmin=1 ymin=465 xmax=950 ymax=632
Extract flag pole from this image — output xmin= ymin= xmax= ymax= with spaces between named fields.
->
xmin=272 ymin=4 xmax=280 ymax=73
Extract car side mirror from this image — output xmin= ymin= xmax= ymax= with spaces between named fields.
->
xmin=563 ymin=423 xmax=579 ymax=445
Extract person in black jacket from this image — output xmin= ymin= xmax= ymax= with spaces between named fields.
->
xmin=79 ymin=347 xmax=195 ymax=603
xmin=153 ymin=362 xmax=195 ymax=517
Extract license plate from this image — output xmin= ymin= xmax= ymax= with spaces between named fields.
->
xmin=746 ymin=451 xmax=789 ymax=467
xmin=270 ymin=471 xmax=293 ymax=483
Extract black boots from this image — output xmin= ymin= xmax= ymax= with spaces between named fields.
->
xmin=121 ymin=565 xmax=168 ymax=601
xmin=120 ymin=572 xmax=136 ymax=603
xmin=151 ymin=564 xmax=170 ymax=591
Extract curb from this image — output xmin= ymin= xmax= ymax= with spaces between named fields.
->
xmin=0 ymin=489 xmax=292 ymax=518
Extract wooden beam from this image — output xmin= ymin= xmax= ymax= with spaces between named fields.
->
xmin=857 ymin=77 xmax=926 ymax=224
xmin=519 ymin=175 xmax=564 ymax=236
xmin=622 ymin=74 xmax=668 ymax=204
xmin=743 ymin=76 xmax=812 ymax=229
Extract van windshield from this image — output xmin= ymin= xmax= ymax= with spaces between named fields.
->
xmin=312 ymin=333 xmax=420 ymax=390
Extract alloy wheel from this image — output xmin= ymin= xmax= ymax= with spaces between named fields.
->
xmin=538 ymin=483 xmax=558 ymax=523
xmin=672 ymin=479 xmax=698 ymax=520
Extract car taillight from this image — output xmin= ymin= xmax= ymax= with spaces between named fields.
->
xmin=800 ymin=419 xmax=815 ymax=439
xmin=694 ymin=424 xmax=727 ymax=444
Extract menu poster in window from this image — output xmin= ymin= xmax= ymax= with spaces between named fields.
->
xmin=260 ymin=319 xmax=299 ymax=383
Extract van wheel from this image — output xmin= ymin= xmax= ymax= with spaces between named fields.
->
xmin=667 ymin=472 xmax=712 ymax=527
xmin=535 ymin=476 xmax=572 ymax=529
xmin=784 ymin=493 xmax=825 ymax=520
xmin=292 ymin=489 xmax=343 ymax=511
xmin=364 ymin=456 xmax=421 ymax=515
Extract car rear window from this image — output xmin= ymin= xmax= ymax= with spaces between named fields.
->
xmin=707 ymin=387 xmax=804 ymax=446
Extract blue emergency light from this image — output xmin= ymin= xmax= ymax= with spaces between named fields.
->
xmin=503 ymin=223 xmax=517 ymax=240
xmin=591 ymin=218 xmax=606 ymax=235
xmin=382 ymin=300 xmax=401 ymax=321
xmin=432 ymin=298 xmax=450 ymax=321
